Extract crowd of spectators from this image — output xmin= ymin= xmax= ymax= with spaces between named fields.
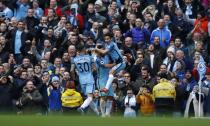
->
xmin=0 ymin=0 xmax=210 ymax=117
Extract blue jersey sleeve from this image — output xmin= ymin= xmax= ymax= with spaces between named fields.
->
xmin=107 ymin=42 xmax=114 ymax=52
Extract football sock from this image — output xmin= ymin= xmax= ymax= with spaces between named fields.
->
xmin=105 ymin=74 xmax=115 ymax=90
xmin=105 ymin=99 xmax=113 ymax=116
xmin=100 ymin=98 xmax=106 ymax=116
xmin=81 ymin=97 xmax=93 ymax=109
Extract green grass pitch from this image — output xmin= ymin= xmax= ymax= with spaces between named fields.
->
xmin=0 ymin=115 xmax=210 ymax=126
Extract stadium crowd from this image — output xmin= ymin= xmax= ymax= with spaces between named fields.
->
xmin=0 ymin=0 xmax=210 ymax=117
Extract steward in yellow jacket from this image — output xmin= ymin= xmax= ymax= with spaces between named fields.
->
xmin=153 ymin=78 xmax=176 ymax=100
xmin=61 ymin=89 xmax=83 ymax=108
xmin=152 ymin=73 xmax=176 ymax=116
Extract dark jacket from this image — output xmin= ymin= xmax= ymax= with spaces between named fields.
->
xmin=13 ymin=77 xmax=27 ymax=99
xmin=179 ymin=78 xmax=197 ymax=110
xmin=130 ymin=60 xmax=150 ymax=81
xmin=131 ymin=77 xmax=157 ymax=95
xmin=17 ymin=87 xmax=43 ymax=114
xmin=181 ymin=1 xmax=204 ymax=19
xmin=39 ymin=83 xmax=49 ymax=113
xmin=0 ymin=49 xmax=9 ymax=63
xmin=145 ymin=52 xmax=162 ymax=77
xmin=10 ymin=29 xmax=28 ymax=54
xmin=25 ymin=16 xmax=39 ymax=37
xmin=0 ymin=83 xmax=13 ymax=112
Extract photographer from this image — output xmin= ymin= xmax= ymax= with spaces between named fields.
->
xmin=15 ymin=80 xmax=43 ymax=114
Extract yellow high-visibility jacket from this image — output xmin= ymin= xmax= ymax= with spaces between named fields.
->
xmin=61 ymin=89 xmax=83 ymax=108
xmin=153 ymin=79 xmax=176 ymax=100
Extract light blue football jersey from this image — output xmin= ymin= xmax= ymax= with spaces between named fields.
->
xmin=105 ymin=41 xmax=123 ymax=63
xmin=96 ymin=55 xmax=110 ymax=87
xmin=96 ymin=55 xmax=114 ymax=96
xmin=72 ymin=54 xmax=94 ymax=85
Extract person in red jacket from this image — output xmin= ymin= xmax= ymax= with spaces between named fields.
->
xmin=44 ymin=0 xmax=63 ymax=17
xmin=192 ymin=11 xmax=208 ymax=36
xmin=61 ymin=1 xmax=84 ymax=30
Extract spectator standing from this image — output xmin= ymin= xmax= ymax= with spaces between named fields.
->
xmin=124 ymin=88 xmax=136 ymax=117
xmin=16 ymin=80 xmax=43 ymax=114
xmin=48 ymin=76 xmax=63 ymax=113
xmin=136 ymin=85 xmax=155 ymax=116
xmin=10 ymin=20 xmax=28 ymax=64
xmin=61 ymin=81 xmax=83 ymax=114
xmin=13 ymin=0 xmax=30 ymax=21
xmin=124 ymin=18 xmax=150 ymax=49
xmin=0 ymin=0 xmax=13 ymax=19
xmin=150 ymin=19 xmax=172 ymax=48
xmin=153 ymin=73 xmax=176 ymax=116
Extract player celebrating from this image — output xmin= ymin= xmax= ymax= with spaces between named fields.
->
xmin=95 ymin=33 xmax=126 ymax=93
xmin=95 ymin=43 xmax=115 ymax=117
xmin=70 ymin=44 xmax=98 ymax=115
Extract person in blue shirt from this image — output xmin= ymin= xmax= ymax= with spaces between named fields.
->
xmin=14 ymin=0 xmax=30 ymax=21
xmin=0 ymin=1 xmax=13 ymax=19
xmin=95 ymin=43 xmax=115 ymax=117
xmin=150 ymin=19 xmax=172 ymax=48
xmin=124 ymin=18 xmax=150 ymax=48
xmin=71 ymin=44 xmax=96 ymax=114
xmin=48 ymin=76 xmax=63 ymax=113
xmin=95 ymin=33 xmax=126 ymax=93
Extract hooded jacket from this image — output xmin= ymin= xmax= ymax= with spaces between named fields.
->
xmin=153 ymin=79 xmax=176 ymax=99
xmin=61 ymin=89 xmax=83 ymax=108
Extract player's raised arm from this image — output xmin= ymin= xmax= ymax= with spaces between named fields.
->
xmin=95 ymin=33 xmax=114 ymax=55
xmin=95 ymin=46 xmax=109 ymax=55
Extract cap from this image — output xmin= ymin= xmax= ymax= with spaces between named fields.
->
xmin=112 ymin=25 xmax=120 ymax=30
xmin=167 ymin=46 xmax=175 ymax=54
xmin=52 ymin=76 xmax=59 ymax=82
